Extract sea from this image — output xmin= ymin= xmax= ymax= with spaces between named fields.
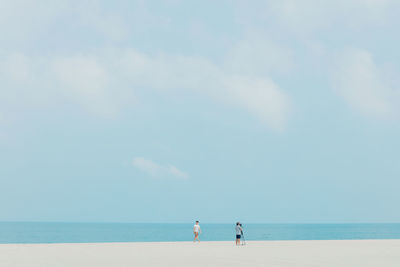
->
xmin=1 ymin=222 xmax=399 ymax=244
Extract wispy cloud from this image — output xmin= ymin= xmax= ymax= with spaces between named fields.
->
xmin=0 ymin=1 xmax=296 ymax=133
xmin=255 ymin=0 xmax=399 ymax=34
xmin=2 ymin=0 xmax=400 ymax=135
xmin=0 ymin=48 xmax=292 ymax=131
xmin=132 ymin=157 xmax=189 ymax=180
xmin=118 ymin=49 xmax=292 ymax=131
xmin=332 ymin=49 xmax=400 ymax=120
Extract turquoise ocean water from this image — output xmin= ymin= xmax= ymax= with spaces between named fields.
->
xmin=1 ymin=223 xmax=399 ymax=244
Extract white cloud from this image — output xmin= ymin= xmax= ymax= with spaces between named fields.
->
xmin=224 ymin=36 xmax=294 ymax=76
xmin=0 ymin=1 xmax=295 ymax=132
xmin=0 ymin=0 xmax=66 ymax=44
xmin=0 ymin=53 xmax=52 ymax=114
xmin=51 ymin=55 xmax=117 ymax=117
xmin=167 ymin=165 xmax=189 ymax=179
xmin=132 ymin=157 xmax=189 ymax=179
xmin=221 ymin=76 xmax=291 ymax=130
xmin=1 ymin=53 xmax=31 ymax=83
xmin=264 ymin=0 xmax=398 ymax=33
xmin=0 ymin=0 xmax=134 ymax=45
xmin=0 ymin=47 xmax=291 ymax=130
xmin=117 ymin=49 xmax=291 ymax=130
xmin=332 ymin=49 xmax=399 ymax=119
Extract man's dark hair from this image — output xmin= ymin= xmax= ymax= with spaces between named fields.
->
xmin=196 ymin=221 xmax=199 ymax=223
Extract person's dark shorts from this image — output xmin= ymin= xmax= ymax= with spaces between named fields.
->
xmin=236 ymin=234 xmax=241 ymax=239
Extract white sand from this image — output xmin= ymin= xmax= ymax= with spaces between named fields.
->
xmin=1 ymin=240 xmax=399 ymax=267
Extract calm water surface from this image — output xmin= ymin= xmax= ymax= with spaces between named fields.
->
xmin=1 ymin=222 xmax=399 ymax=244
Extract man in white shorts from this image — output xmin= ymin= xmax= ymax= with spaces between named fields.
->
xmin=193 ymin=221 xmax=201 ymax=242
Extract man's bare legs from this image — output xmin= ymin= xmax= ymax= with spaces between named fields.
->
xmin=194 ymin=232 xmax=200 ymax=242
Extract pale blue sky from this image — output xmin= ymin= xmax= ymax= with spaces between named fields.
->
xmin=1 ymin=0 xmax=400 ymax=223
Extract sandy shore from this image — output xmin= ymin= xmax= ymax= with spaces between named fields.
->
xmin=0 ymin=240 xmax=399 ymax=267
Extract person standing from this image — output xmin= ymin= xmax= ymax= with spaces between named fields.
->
xmin=235 ymin=222 xmax=243 ymax=245
xmin=193 ymin=221 xmax=201 ymax=242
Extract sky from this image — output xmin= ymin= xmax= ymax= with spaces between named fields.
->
xmin=0 ymin=0 xmax=400 ymax=223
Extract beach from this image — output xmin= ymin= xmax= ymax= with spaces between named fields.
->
xmin=1 ymin=239 xmax=399 ymax=267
